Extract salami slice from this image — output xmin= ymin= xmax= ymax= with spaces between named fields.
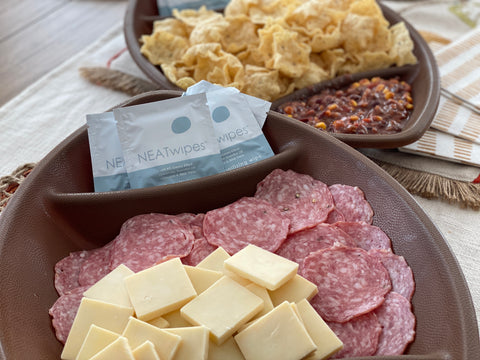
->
xmin=328 ymin=312 xmax=382 ymax=358
xmin=334 ymin=221 xmax=392 ymax=252
xmin=276 ymin=223 xmax=356 ymax=265
xmin=109 ymin=213 xmax=195 ymax=272
xmin=203 ymin=196 xmax=290 ymax=254
xmin=78 ymin=241 xmax=114 ymax=287
xmin=49 ymin=285 xmax=90 ymax=344
xmin=369 ymin=249 xmax=415 ymax=301
xmin=54 ymin=250 xmax=90 ymax=296
xmin=301 ymin=246 xmax=391 ymax=322
xmin=374 ymin=292 xmax=416 ymax=356
xmin=182 ymin=237 xmax=217 ymax=266
xmin=329 ymin=184 xmax=374 ymax=224
xmin=254 ymin=169 xmax=334 ymax=234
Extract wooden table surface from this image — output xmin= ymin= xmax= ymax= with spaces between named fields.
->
xmin=0 ymin=0 xmax=127 ymax=108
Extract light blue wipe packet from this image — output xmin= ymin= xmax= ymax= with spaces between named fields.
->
xmin=114 ymin=94 xmax=224 ymax=189
xmin=184 ymin=80 xmax=271 ymax=128
xmin=86 ymin=112 xmax=130 ymax=192
xmin=205 ymin=89 xmax=274 ymax=171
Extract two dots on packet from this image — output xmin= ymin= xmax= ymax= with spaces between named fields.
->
xmin=171 ymin=106 xmax=231 ymax=134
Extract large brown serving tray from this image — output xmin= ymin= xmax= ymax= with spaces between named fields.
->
xmin=124 ymin=0 xmax=440 ymax=149
xmin=0 ymin=91 xmax=477 ymax=359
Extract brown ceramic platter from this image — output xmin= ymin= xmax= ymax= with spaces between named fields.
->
xmin=0 ymin=90 xmax=478 ymax=359
xmin=124 ymin=0 xmax=440 ymax=149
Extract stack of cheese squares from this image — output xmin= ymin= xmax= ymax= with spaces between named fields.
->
xmin=60 ymin=244 xmax=343 ymax=360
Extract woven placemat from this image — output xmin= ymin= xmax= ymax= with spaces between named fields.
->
xmin=0 ymin=163 xmax=35 ymax=212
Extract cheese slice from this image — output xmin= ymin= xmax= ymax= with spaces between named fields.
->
xmin=76 ymin=325 xmax=120 ymax=360
xmin=181 ymin=276 xmax=264 ymax=344
xmin=83 ymin=264 xmax=134 ymax=308
xmin=89 ymin=337 xmax=134 ymax=360
xmin=61 ymin=298 xmax=133 ymax=360
xmin=184 ymin=265 xmax=223 ymax=294
xmin=268 ymin=274 xmax=318 ymax=306
xmin=224 ymin=244 xmax=298 ymax=290
xmin=122 ymin=316 xmax=181 ymax=360
xmin=245 ymin=283 xmax=274 ymax=319
xmin=125 ymin=257 xmax=197 ymax=321
xmin=234 ymin=301 xmax=317 ymax=360
xmin=196 ymin=247 xmax=230 ymax=272
xmin=132 ymin=341 xmax=161 ymax=360
xmin=296 ymin=299 xmax=343 ymax=360
xmin=147 ymin=315 xmax=169 ymax=329
xmin=208 ymin=337 xmax=245 ymax=360
xmin=162 ymin=309 xmax=192 ymax=328
xmin=166 ymin=326 xmax=209 ymax=360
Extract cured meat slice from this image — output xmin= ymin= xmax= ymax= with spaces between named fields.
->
xmin=276 ymin=223 xmax=356 ymax=265
xmin=109 ymin=213 xmax=195 ymax=272
xmin=328 ymin=312 xmax=382 ymax=358
xmin=54 ymin=250 xmax=90 ymax=296
xmin=329 ymin=184 xmax=374 ymax=224
xmin=301 ymin=246 xmax=391 ymax=322
xmin=374 ymin=292 xmax=416 ymax=356
xmin=49 ymin=285 xmax=89 ymax=344
xmin=369 ymin=249 xmax=415 ymax=301
xmin=203 ymin=196 xmax=290 ymax=254
xmin=182 ymin=237 xmax=217 ymax=266
xmin=78 ymin=241 xmax=114 ymax=287
xmin=334 ymin=221 xmax=392 ymax=252
xmin=254 ymin=169 xmax=334 ymax=234
xmin=325 ymin=208 xmax=345 ymax=224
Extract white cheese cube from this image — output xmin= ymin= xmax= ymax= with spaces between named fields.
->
xmin=162 ymin=309 xmax=192 ymax=328
xmin=61 ymin=298 xmax=133 ymax=360
xmin=89 ymin=337 xmax=134 ymax=360
xmin=122 ymin=316 xmax=181 ymax=360
xmin=76 ymin=325 xmax=120 ymax=360
xmin=208 ymin=337 xmax=245 ymax=360
xmin=166 ymin=326 xmax=209 ymax=360
xmin=184 ymin=265 xmax=223 ymax=294
xmin=196 ymin=247 xmax=230 ymax=271
xmin=245 ymin=283 xmax=274 ymax=319
xmin=83 ymin=264 xmax=134 ymax=308
xmin=180 ymin=276 xmax=264 ymax=344
xmin=296 ymin=299 xmax=343 ymax=360
xmin=224 ymin=244 xmax=298 ymax=290
xmin=132 ymin=341 xmax=161 ymax=360
xmin=125 ymin=257 xmax=197 ymax=321
xmin=146 ymin=315 xmax=169 ymax=329
xmin=234 ymin=301 xmax=317 ymax=360
xmin=268 ymin=274 xmax=318 ymax=306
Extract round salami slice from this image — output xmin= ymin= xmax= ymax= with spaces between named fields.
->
xmin=49 ymin=285 xmax=90 ymax=344
xmin=78 ymin=241 xmax=114 ymax=287
xmin=276 ymin=223 xmax=356 ymax=265
xmin=203 ymin=196 xmax=290 ymax=254
xmin=182 ymin=237 xmax=217 ymax=266
xmin=334 ymin=221 xmax=392 ymax=252
xmin=301 ymin=246 xmax=391 ymax=322
xmin=54 ymin=250 xmax=90 ymax=296
xmin=328 ymin=312 xmax=382 ymax=358
xmin=329 ymin=184 xmax=374 ymax=224
xmin=254 ymin=169 xmax=334 ymax=234
xmin=369 ymin=249 xmax=415 ymax=301
xmin=109 ymin=213 xmax=195 ymax=272
xmin=374 ymin=292 xmax=416 ymax=356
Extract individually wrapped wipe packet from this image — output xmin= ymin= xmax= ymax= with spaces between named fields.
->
xmin=184 ymin=80 xmax=271 ymax=128
xmin=203 ymin=88 xmax=274 ymax=171
xmin=86 ymin=112 xmax=130 ymax=192
xmin=114 ymin=94 xmax=224 ymax=189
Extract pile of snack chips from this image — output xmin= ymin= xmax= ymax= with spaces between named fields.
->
xmin=140 ymin=0 xmax=417 ymax=101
